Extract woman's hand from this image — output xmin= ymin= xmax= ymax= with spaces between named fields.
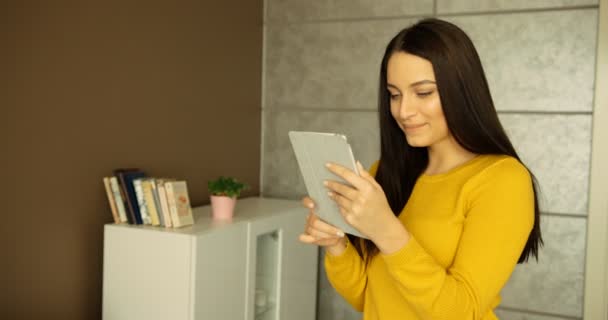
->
xmin=299 ymin=196 xmax=347 ymax=256
xmin=325 ymin=161 xmax=410 ymax=254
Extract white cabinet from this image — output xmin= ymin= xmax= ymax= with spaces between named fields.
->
xmin=102 ymin=197 xmax=318 ymax=320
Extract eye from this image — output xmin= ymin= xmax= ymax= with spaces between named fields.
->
xmin=389 ymin=93 xmax=401 ymax=101
xmin=416 ymin=91 xmax=433 ymax=98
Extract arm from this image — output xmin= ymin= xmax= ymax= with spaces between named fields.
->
xmin=381 ymin=158 xmax=534 ymax=319
xmin=323 ymin=161 xmax=381 ymax=311
xmin=324 ymin=237 xmax=368 ymax=311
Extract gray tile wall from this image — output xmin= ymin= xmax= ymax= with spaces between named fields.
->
xmin=262 ymin=1 xmax=598 ymax=319
xmin=438 ymin=0 xmax=598 ymax=14
xmin=495 ymin=308 xmax=577 ymax=320
xmin=266 ymin=0 xmax=433 ymax=22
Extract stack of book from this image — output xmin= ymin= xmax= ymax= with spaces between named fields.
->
xmin=102 ymin=168 xmax=194 ymax=228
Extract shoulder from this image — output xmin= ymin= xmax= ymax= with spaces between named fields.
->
xmin=465 ymin=155 xmax=534 ymax=203
xmin=462 ymin=155 xmax=535 ymax=225
xmin=473 ymin=155 xmax=531 ymax=182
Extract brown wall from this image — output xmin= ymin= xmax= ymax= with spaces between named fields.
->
xmin=1 ymin=1 xmax=263 ymax=319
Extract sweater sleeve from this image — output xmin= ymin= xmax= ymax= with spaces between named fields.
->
xmin=324 ymin=237 xmax=368 ymax=311
xmin=380 ymin=158 xmax=535 ymax=319
xmin=323 ymin=161 xmax=379 ymax=311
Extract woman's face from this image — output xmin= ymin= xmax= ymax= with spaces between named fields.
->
xmin=387 ymin=52 xmax=450 ymax=148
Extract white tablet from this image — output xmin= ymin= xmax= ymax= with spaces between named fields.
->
xmin=288 ymin=131 xmax=366 ymax=238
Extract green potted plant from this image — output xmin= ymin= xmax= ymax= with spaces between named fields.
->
xmin=207 ymin=176 xmax=249 ymax=220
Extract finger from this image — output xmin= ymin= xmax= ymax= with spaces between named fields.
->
xmin=324 ymin=180 xmax=357 ymax=200
xmin=307 ymin=224 xmax=343 ymax=239
xmin=338 ymin=208 xmax=355 ymax=227
xmin=315 ymin=237 xmax=341 ymax=247
xmin=299 ymin=233 xmax=317 ymax=244
xmin=299 ymin=234 xmax=340 ymax=247
xmin=310 ymin=214 xmax=345 ymax=237
xmin=356 ymin=161 xmax=373 ymax=180
xmin=325 ymin=162 xmax=368 ymax=190
xmin=332 ymin=198 xmax=355 ymax=226
xmin=356 ymin=161 xmax=378 ymax=185
xmin=304 ymin=212 xmax=311 ymax=232
xmin=301 ymin=196 xmax=316 ymax=209
xmin=308 ymin=211 xmax=322 ymax=225
xmin=329 ymin=191 xmax=352 ymax=214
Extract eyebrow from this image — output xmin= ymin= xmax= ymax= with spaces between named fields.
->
xmin=387 ymin=80 xmax=436 ymax=91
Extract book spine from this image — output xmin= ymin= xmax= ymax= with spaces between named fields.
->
xmin=150 ymin=180 xmax=165 ymax=227
xmin=109 ymin=177 xmax=128 ymax=223
xmin=133 ymin=179 xmax=150 ymax=225
xmin=165 ymin=182 xmax=181 ymax=227
xmin=102 ymin=177 xmax=120 ymax=224
xmin=157 ymin=182 xmax=172 ymax=228
xmin=142 ymin=179 xmax=160 ymax=226
xmin=116 ymin=172 xmax=138 ymax=224
xmin=172 ymin=181 xmax=194 ymax=227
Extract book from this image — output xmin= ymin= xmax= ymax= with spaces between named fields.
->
xmin=141 ymin=178 xmax=161 ymax=226
xmin=109 ymin=177 xmax=128 ymax=223
xmin=114 ymin=170 xmax=134 ymax=224
xmin=102 ymin=177 xmax=120 ymax=223
xmin=165 ymin=181 xmax=194 ymax=228
xmin=114 ymin=169 xmax=146 ymax=224
xmin=133 ymin=178 xmax=151 ymax=225
xmin=149 ymin=179 xmax=165 ymax=227
xmin=156 ymin=180 xmax=173 ymax=228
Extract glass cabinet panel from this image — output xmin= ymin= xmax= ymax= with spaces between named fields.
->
xmin=254 ymin=230 xmax=280 ymax=320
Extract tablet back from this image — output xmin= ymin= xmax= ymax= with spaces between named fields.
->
xmin=288 ymin=131 xmax=366 ymax=238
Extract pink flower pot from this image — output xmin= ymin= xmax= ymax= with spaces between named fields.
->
xmin=210 ymin=195 xmax=237 ymax=220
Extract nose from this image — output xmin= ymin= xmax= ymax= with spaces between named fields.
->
xmin=397 ymin=96 xmax=416 ymax=120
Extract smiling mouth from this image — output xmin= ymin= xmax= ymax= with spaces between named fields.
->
xmin=404 ymin=123 xmax=426 ymax=130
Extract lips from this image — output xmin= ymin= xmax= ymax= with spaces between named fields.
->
xmin=402 ymin=123 xmax=427 ymax=134
xmin=404 ymin=123 xmax=426 ymax=129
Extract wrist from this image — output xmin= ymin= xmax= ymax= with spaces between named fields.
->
xmin=373 ymin=216 xmax=410 ymax=255
xmin=326 ymin=237 xmax=347 ymax=256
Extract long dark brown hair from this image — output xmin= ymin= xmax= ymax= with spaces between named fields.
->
xmin=348 ymin=18 xmax=543 ymax=264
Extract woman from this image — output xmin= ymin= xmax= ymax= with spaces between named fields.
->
xmin=299 ymin=18 xmax=542 ymax=320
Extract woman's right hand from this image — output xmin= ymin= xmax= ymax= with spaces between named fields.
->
xmin=299 ymin=196 xmax=347 ymax=256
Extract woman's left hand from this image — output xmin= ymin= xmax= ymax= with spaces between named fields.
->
xmin=325 ymin=161 xmax=407 ymax=246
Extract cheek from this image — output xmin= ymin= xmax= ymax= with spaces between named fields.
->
xmin=389 ymin=105 xmax=402 ymax=127
xmin=389 ymin=100 xmax=399 ymax=116
xmin=425 ymin=97 xmax=450 ymax=139
xmin=425 ymin=98 xmax=449 ymax=134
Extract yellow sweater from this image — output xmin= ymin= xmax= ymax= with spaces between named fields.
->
xmin=324 ymin=155 xmax=534 ymax=320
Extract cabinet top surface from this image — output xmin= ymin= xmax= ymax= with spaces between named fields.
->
xmin=105 ymin=197 xmax=305 ymax=236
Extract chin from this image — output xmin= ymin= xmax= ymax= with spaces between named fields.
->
xmin=404 ymin=135 xmax=430 ymax=147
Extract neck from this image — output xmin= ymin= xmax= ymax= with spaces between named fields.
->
xmin=425 ymin=135 xmax=477 ymax=175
